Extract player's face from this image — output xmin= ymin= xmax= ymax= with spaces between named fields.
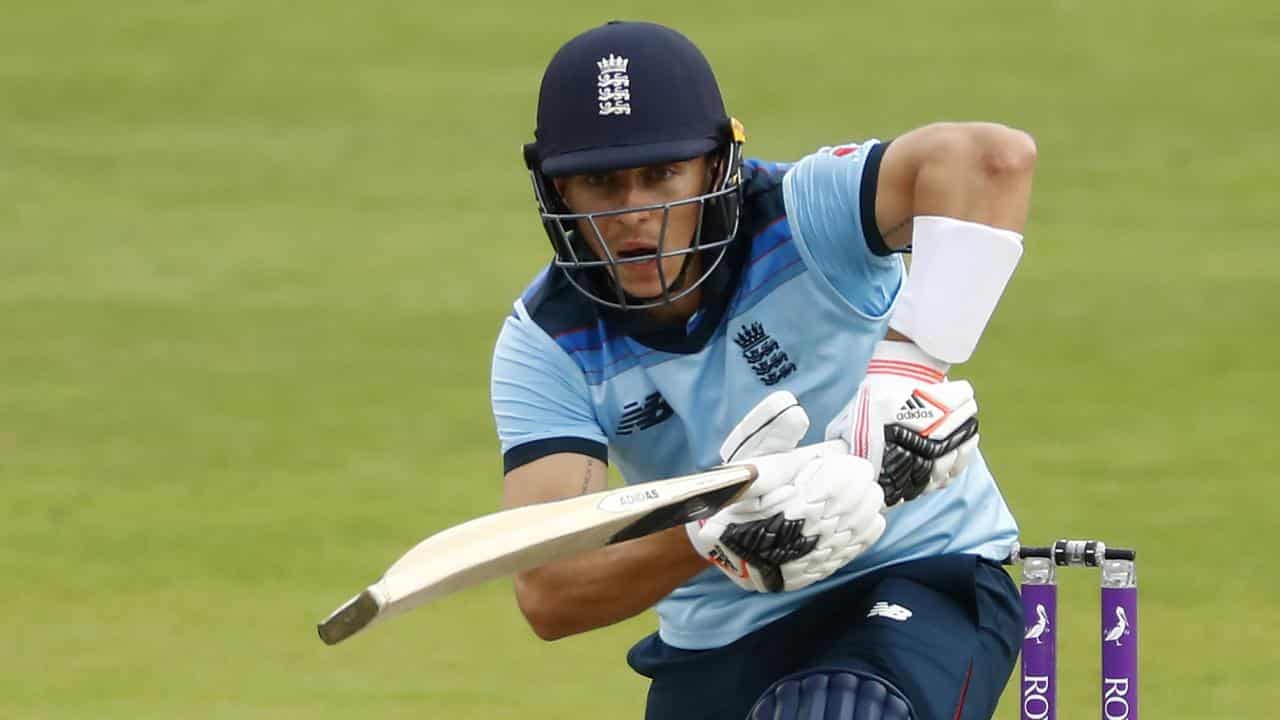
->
xmin=556 ymin=156 xmax=710 ymax=301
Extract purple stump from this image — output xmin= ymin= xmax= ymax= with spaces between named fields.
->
xmin=1100 ymin=559 xmax=1138 ymax=720
xmin=1021 ymin=558 xmax=1057 ymax=720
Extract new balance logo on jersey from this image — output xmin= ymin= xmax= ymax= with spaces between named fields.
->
xmin=734 ymin=322 xmax=796 ymax=386
xmin=615 ymin=392 xmax=674 ymax=435
xmin=866 ymin=601 xmax=913 ymax=622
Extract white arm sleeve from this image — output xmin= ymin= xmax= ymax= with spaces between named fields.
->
xmin=888 ymin=216 xmax=1024 ymax=364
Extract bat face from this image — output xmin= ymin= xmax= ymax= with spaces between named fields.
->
xmin=317 ymin=464 xmax=757 ymax=646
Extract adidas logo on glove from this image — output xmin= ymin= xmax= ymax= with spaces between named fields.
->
xmin=894 ymin=393 xmax=939 ymax=423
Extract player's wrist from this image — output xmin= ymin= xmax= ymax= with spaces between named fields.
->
xmin=867 ymin=340 xmax=949 ymax=380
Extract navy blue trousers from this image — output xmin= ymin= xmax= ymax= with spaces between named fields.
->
xmin=627 ymin=554 xmax=1022 ymax=720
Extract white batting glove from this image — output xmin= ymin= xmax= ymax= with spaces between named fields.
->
xmin=824 ymin=341 xmax=981 ymax=507
xmin=687 ymin=392 xmax=887 ymax=592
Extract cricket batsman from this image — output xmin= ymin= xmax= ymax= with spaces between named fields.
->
xmin=492 ymin=20 xmax=1034 ymax=720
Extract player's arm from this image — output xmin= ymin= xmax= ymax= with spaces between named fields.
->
xmin=503 ymin=453 xmax=708 ymax=641
xmin=875 ymin=121 xmax=1036 ymax=250
xmin=835 ymin=123 xmax=1034 ymax=501
xmin=873 ymin=121 xmax=1034 ymax=364
xmin=791 ymin=124 xmax=1036 ymax=502
xmin=504 ymin=409 xmax=885 ymax=639
xmin=851 ymin=124 xmax=1033 ymax=500
xmin=493 ymin=310 xmax=709 ymax=641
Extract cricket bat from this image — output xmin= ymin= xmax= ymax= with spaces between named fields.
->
xmin=317 ymin=461 xmax=768 ymax=646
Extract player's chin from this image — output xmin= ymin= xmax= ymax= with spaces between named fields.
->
xmin=614 ymin=267 xmax=661 ymax=295
xmin=617 ymin=280 xmax=664 ymax=300
xmin=619 ymin=274 xmax=691 ymax=301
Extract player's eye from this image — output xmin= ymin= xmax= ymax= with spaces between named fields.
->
xmin=582 ymin=173 xmax=611 ymax=188
xmin=650 ymin=164 xmax=680 ymax=182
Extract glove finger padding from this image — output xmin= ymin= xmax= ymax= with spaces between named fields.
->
xmin=881 ymin=416 xmax=979 ymax=505
xmin=932 ymin=433 xmax=979 ymax=483
xmin=728 ymin=440 xmax=845 ymax=514
xmin=714 ymin=511 xmax=819 ymax=592
xmin=775 ymin=454 xmax=886 ymax=591
xmin=692 ymin=450 xmax=885 ymax=593
xmin=719 ymin=390 xmax=810 ymax=463
xmin=688 ymin=391 xmax=814 ymax=592
xmin=826 ymin=373 xmax=980 ymax=508
xmin=717 ymin=390 xmax=852 ymax=513
xmin=689 ymin=389 xmax=882 ymax=593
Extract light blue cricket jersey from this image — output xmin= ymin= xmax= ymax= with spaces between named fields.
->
xmin=491 ymin=140 xmax=1019 ymax=650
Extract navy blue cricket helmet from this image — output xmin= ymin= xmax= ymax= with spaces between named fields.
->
xmin=523 ymin=21 xmax=746 ymax=311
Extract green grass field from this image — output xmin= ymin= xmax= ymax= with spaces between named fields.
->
xmin=3 ymin=2 xmax=1277 ymax=717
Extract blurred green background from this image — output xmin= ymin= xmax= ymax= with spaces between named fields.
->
xmin=3 ymin=1 xmax=1277 ymax=718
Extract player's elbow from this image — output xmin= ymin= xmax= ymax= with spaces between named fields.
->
xmin=924 ymin=122 xmax=1037 ymax=181
xmin=974 ymin=124 xmax=1037 ymax=180
xmin=514 ymin=574 xmax=576 ymax=641
xmin=524 ymin=611 xmax=574 ymax=642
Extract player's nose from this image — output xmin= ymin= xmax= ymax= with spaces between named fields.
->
xmin=613 ymin=191 xmax=661 ymax=229
xmin=614 ymin=171 xmax=664 ymax=212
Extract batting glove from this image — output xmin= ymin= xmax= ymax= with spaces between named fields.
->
xmin=687 ymin=391 xmax=887 ymax=593
xmin=824 ymin=341 xmax=980 ymax=507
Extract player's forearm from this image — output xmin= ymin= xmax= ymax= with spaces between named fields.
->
xmin=513 ymin=525 xmax=707 ymax=641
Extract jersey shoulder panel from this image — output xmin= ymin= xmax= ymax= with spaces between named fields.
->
xmin=491 ymin=296 xmax=607 ymax=471
xmin=780 ymin=140 xmax=902 ymax=318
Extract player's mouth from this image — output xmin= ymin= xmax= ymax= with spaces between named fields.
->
xmin=614 ymin=246 xmax=661 ymax=274
xmin=615 ymin=243 xmax=658 ymax=260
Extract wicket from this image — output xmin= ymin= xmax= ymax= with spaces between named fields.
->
xmin=1006 ymin=539 xmax=1139 ymax=720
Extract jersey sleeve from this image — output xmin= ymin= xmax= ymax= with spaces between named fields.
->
xmin=782 ymin=140 xmax=903 ymax=317
xmin=491 ymin=307 xmax=608 ymax=474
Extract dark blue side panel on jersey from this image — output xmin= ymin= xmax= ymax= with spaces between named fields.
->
xmin=729 ymin=160 xmax=806 ymax=318
xmin=520 ymin=265 xmax=607 ymax=341
xmin=731 ymin=217 xmax=804 ymax=317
